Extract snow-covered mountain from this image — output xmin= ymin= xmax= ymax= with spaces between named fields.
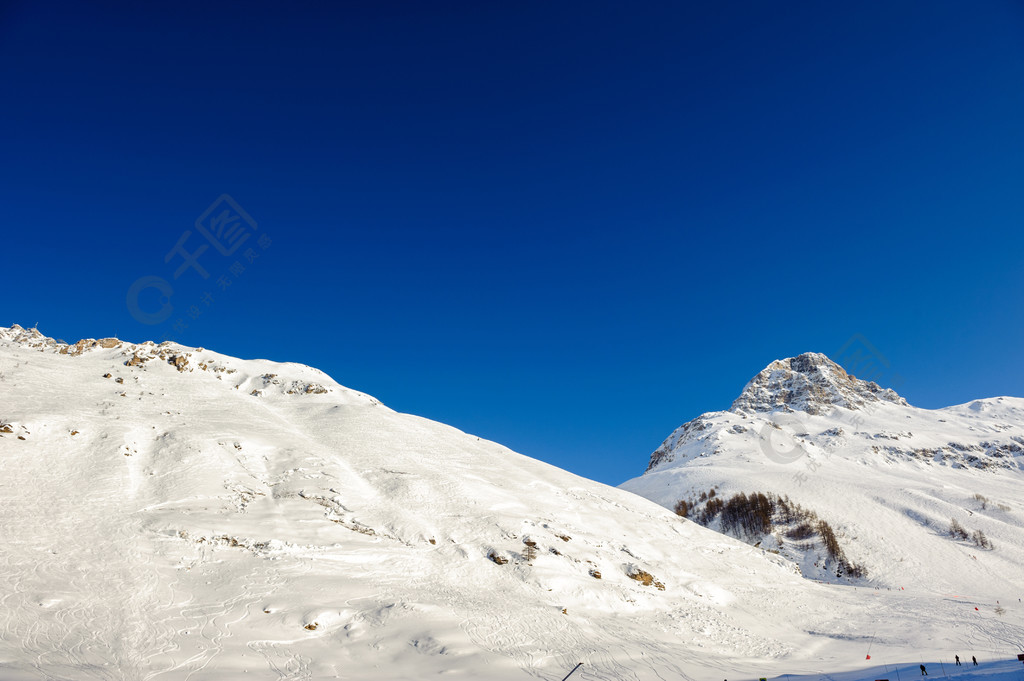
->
xmin=2 ymin=330 xmax=1022 ymax=681
xmin=622 ymin=352 xmax=1024 ymax=596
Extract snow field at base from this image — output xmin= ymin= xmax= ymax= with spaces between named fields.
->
xmin=1 ymin=328 xmax=1023 ymax=680
xmin=619 ymin=380 xmax=1024 ymax=680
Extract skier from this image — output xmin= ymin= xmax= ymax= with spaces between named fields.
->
xmin=920 ymin=665 xmax=928 ymax=676
xmin=955 ymin=656 xmax=961 ymax=666
xmin=972 ymin=656 xmax=978 ymax=666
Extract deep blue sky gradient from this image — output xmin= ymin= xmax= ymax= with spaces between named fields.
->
xmin=2 ymin=2 xmax=1024 ymax=485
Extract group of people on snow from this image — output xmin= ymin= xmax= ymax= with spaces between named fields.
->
xmin=920 ymin=656 xmax=977 ymax=675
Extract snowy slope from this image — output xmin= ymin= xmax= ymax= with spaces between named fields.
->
xmin=1 ymin=330 xmax=1022 ymax=681
xmin=622 ymin=353 xmax=1024 ymax=597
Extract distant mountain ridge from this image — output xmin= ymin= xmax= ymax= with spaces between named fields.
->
xmin=623 ymin=352 xmax=1024 ymax=593
xmin=646 ymin=353 xmax=1021 ymax=475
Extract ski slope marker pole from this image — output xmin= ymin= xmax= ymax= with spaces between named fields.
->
xmin=562 ymin=662 xmax=584 ymax=680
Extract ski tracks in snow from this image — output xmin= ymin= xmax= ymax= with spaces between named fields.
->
xmin=964 ymin=615 xmax=1024 ymax=655
xmin=0 ymin=426 xmax=183 ymax=680
xmin=421 ymin=571 xmax=695 ymax=681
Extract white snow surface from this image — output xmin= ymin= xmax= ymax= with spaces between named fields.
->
xmin=1 ymin=331 xmax=1022 ymax=680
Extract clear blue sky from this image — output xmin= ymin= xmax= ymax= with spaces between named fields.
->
xmin=2 ymin=2 xmax=1023 ymax=485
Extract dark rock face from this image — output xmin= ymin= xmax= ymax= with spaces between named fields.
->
xmin=643 ymin=353 xmax=909 ymax=473
xmin=730 ymin=352 xmax=906 ymax=416
xmin=645 ymin=415 xmax=717 ymax=472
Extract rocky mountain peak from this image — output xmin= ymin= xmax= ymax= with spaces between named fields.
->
xmin=1 ymin=323 xmax=45 ymax=342
xmin=1 ymin=324 xmax=125 ymax=355
xmin=730 ymin=352 xmax=906 ymax=415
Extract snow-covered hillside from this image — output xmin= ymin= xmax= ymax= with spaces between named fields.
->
xmin=1 ymin=330 xmax=1021 ymax=680
xmin=622 ymin=352 xmax=1024 ymax=596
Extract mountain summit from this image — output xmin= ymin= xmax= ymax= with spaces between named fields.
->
xmin=730 ymin=352 xmax=907 ymax=416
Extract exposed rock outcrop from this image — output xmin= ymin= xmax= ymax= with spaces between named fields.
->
xmin=730 ymin=352 xmax=906 ymax=416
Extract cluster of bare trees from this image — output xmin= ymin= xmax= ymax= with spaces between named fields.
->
xmin=949 ymin=518 xmax=992 ymax=549
xmin=675 ymin=489 xmax=867 ymax=578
